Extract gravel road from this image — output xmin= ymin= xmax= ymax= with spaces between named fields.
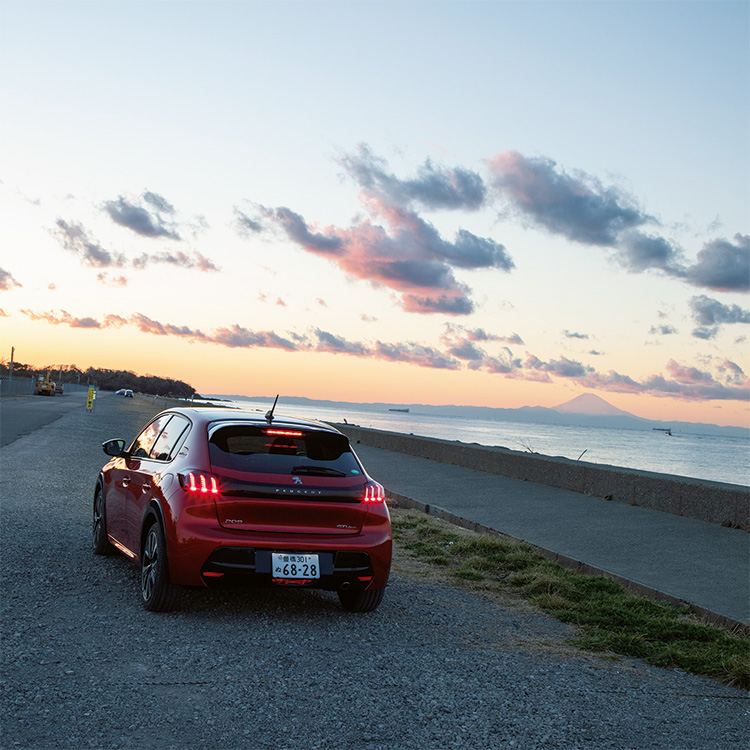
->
xmin=1 ymin=392 xmax=747 ymax=749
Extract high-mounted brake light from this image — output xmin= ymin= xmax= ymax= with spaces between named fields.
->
xmin=178 ymin=471 xmax=219 ymax=494
xmin=363 ymin=482 xmax=385 ymax=503
xmin=265 ymin=429 xmax=304 ymax=437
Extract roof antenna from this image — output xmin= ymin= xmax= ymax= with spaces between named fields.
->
xmin=265 ymin=394 xmax=279 ymax=423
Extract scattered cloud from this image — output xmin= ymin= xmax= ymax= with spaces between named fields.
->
xmin=482 ymin=347 xmax=523 ymax=374
xmin=689 ymin=294 xmax=750 ymax=339
xmin=338 ymin=143 xmax=487 ymax=211
xmin=0 ymin=267 xmax=21 ymax=291
xmin=20 ymin=309 xmax=104 ymax=328
xmin=54 ymin=219 xmax=126 ymax=268
xmin=97 ymin=273 xmax=129 ymax=287
xmin=440 ymin=324 xmax=525 ymax=369
xmin=717 ymin=359 xmax=746 ymax=385
xmin=210 ymin=325 xmax=299 ymax=351
xmin=615 ymin=229 xmax=683 ymax=274
xmin=52 ymin=218 xmax=218 ymax=274
xmin=689 ymin=295 xmax=750 ymax=326
xmin=313 ymin=329 xmax=370 ymax=356
xmin=260 ymin=206 xmax=344 ymax=255
xmin=564 ymin=330 xmax=589 ymax=340
xmin=472 ymin=328 xmax=524 ymax=346
xmin=373 ymin=341 xmax=462 ymax=370
xmin=142 ymin=191 xmax=175 ymax=214
xmin=524 ymin=353 xmax=593 ymax=379
xmin=103 ymin=191 xmax=180 ymax=239
xmin=234 ymin=207 xmax=263 ymax=235
xmin=649 ymin=324 xmax=678 ymax=335
xmin=132 ymin=250 xmax=219 ymax=272
xmin=440 ymin=328 xmax=487 ymax=363
xmin=684 ymin=234 xmax=750 ymax=292
xmin=488 ymin=151 xmax=649 ymax=247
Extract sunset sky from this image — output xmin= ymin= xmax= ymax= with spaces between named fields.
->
xmin=1 ymin=0 xmax=748 ymax=427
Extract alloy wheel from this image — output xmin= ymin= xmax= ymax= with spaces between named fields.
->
xmin=141 ymin=528 xmax=159 ymax=602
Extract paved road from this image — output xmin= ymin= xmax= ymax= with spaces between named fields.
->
xmin=0 ymin=391 xmax=89 ymax=447
xmin=1 ymin=393 xmax=747 ymax=750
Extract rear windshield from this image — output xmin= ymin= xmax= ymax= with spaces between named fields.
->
xmin=208 ymin=424 xmax=362 ymax=476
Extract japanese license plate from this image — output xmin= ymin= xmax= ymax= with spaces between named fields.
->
xmin=271 ymin=553 xmax=320 ymax=579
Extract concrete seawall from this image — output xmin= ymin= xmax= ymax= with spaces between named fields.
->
xmin=336 ymin=424 xmax=749 ymax=531
xmin=133 ymin=394 xmax=749 ymax=530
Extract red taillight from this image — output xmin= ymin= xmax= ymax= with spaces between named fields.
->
xmin=265 ymin=429 xmax=304 ymax=437
xmin=178 ymin=471 xmax=220 ymax=495
xmin=363 ymin=482 xmax=384 ymax=503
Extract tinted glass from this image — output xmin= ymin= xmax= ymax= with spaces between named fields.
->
xmin=208 ymin=425 xmax=362 ymax=476
xmin=149 ymin=414 xmax=191 ymax=461
xmin=130 ymin=415 xmax=172 ymax=459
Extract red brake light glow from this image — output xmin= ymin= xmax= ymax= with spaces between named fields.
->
xmin=363 ymin=482 xmax=385 ymax=503
xmin=265 ymin=429 xmax=304 ymax=437
xmin=179 ymin=471 xmax=219 ymax=494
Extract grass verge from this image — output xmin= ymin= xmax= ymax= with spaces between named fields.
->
xmin=391 ymin=508 xmax=749 ymax=689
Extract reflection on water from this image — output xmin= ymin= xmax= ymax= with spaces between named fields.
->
xmin=206 ymin=398 xmax=749 ymax=487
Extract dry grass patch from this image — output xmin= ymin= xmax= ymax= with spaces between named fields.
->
xmin=391 ymin=508 xmax=749 ymax=689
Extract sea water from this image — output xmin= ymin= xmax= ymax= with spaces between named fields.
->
xmin=208 ymin=398 xmax=749 ymax=487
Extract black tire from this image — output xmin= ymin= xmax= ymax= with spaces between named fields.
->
xmin=140 ymin=520 xmax=180 ymax=612
xmin=338 ymin=587 xmax=385 ymax=613
xmin=92 ymin=487 xmax=114 ymax=556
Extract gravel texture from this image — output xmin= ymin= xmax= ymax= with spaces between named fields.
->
xmin=1 ymin=392 xmax=748 ymax=749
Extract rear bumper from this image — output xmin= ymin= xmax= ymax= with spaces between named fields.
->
xmin=200 ymin=548 xmax=382 ymax=593
xmin=166 ymin=520 xmax=392 ymax=590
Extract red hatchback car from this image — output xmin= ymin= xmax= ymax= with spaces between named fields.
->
xmin=93 ymin=406 xmax=392 ymax=612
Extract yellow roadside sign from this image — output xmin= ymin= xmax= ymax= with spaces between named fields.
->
xmin=86 ymin=387 xmax=96 ymax=412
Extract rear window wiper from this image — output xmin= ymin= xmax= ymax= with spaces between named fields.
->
xmin=291 ymin=465 xmax=348 ymax=477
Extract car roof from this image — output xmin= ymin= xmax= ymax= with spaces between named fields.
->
xmin=157 ymin=406 xmax=343 ymax=435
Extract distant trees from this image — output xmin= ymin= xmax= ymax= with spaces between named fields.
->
xmin=0 ymin=361 xmax=196 ymax=398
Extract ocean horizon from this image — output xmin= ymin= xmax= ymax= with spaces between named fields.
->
xmin=202 ymin=395 xmax=749 ymax=488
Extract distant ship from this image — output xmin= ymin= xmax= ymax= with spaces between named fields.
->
xmin=653 ymin=427 xmax=672 ymax=436
xmin=388 ymin=408 xmax=410 ymax=413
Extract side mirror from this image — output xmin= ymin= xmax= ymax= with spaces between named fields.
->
xmin=102 ymin=439 xmax=127 ymax=457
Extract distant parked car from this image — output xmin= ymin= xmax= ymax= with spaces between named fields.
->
xmin=115 ymin=389 xmax=133 ymax=397
xmin=93 ymin=406 xmax=392 ymax=612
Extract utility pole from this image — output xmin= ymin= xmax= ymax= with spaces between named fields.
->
xmin=9 ymin=346 xmax=14 ymax=382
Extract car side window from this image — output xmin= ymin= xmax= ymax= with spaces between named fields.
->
xmin=129 ymin=415 xmax=172 ymax=459
xmin=149 ymin=415 xmax=191 ymax=461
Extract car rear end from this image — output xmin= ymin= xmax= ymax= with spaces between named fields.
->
xmin=166 ymin=417 xmax=392 ymax=605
